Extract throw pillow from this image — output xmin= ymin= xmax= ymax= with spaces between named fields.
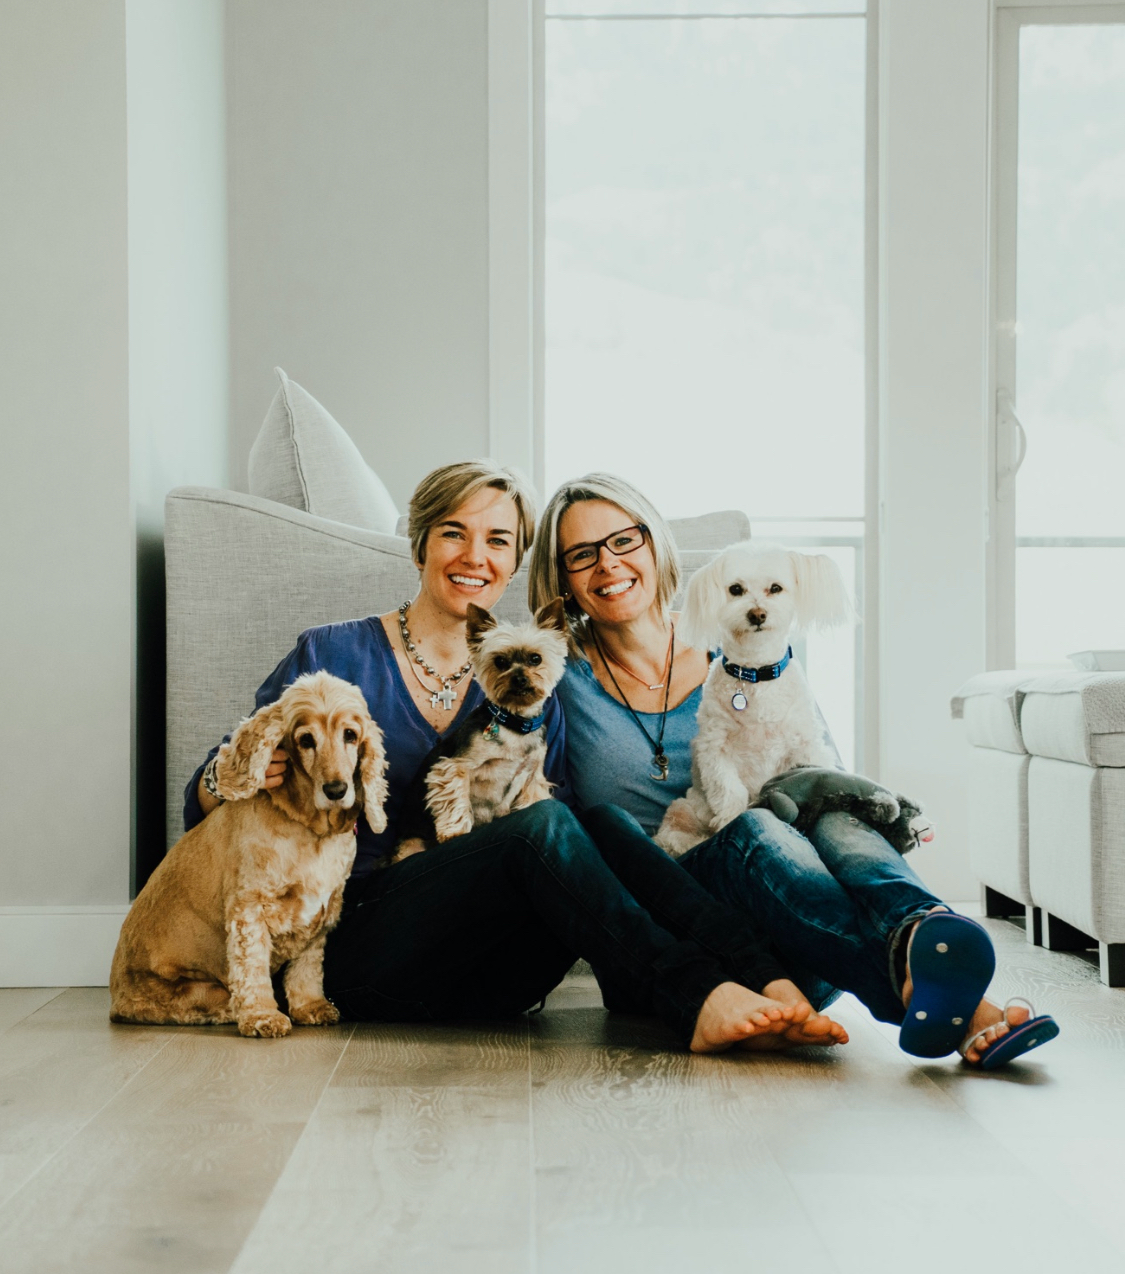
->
xmin=248 ymin=367 xmax=399 ymax=533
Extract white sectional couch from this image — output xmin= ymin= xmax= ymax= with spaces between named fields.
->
xmin=954 ymin=669 xmax=1125 ymax=985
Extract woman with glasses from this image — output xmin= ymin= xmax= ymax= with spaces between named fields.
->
xmin=527 ymin=473 xmax=1059 ymax=1069
xmin=183 ymin=459 xmax=849 ymax=1052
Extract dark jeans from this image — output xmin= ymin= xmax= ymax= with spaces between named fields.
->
xmin=582 ymin=804 xmax=948 ymax=1026
xmin=322 ymin=801 xmax=761 ymax=1043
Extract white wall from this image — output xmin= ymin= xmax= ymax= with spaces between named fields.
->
xmin=127 ymin=0 xmax=229 ymax=531
xmin=0 ymin=0 xmax=133 ymax=975
xmin=0 ymin=1 xmax=132 ymax=907
xmin=225 ymin=0 xmax=491 ymax=507
xmin=126 ymin=0 xmax=230 ymax=890
xmin=0 ymin=0 xmax=231 ymax=982
xmin=877 ymin=0 xmax=992 ymax=899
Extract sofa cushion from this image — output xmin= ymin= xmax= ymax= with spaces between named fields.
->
xmin=1028 ymin=756 xmax=1125 ymax=942
xmin=248 ymin=367 xmax=399 ymax=533
xmin=950 ymin=671 xmax=1036 ymax=753
xmin=967 ymin=749 xmax=1031 ymax=905
xmin=1019 ymin=672 xmax=1125 ymax=767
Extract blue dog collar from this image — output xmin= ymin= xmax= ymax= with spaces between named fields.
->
xmin=485 ymin=700 xmax=546 ymax=735
xmin=722 ymin=646 xmax=793 ymax=685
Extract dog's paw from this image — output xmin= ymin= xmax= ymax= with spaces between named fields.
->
xmin=237 ymin=1009 xmax=292 ymax=1038
xmin=868 ymin=795 xmax=901 ymax=822
xmin=289 ymin=998 xmax=340 ymax=1027
xmin=433 ymin=814 xmax=474 ymax=843
xmin=393 ymin=837 xmax=428 ymax=861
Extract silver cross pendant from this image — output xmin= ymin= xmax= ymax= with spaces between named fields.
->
xmin=432 ymin=685 xmax=457 ymax=710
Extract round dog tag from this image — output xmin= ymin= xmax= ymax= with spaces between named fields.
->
xmin=731 ymin=691 xmax=748 ymax=711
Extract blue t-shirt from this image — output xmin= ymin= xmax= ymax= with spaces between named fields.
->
xmin=557 ymin=652 xmax=841 ymax=836
xmin=556 ymin=656 xmax=702 ymax=836
xmin=184 ymin=617 xmax=569 ymax=876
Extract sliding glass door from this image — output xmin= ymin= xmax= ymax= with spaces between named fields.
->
xmin=992 ymin=5 xmax=1125 ymax=670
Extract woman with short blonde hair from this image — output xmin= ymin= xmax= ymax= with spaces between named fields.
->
xmin=408 ymin=459 xmax=537 ymax=569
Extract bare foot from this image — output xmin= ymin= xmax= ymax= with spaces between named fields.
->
xmin=959 ymin=1000 xmax=1030 ymax=1065
xmin=758 ymin=979 xmax=849 ymax=1049
xmin=689 ymin=982 xmax=794 ymax=1054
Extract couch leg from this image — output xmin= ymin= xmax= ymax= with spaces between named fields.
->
xmin=982 ymin=885 xmax=1023 ymax=919
xmin=1042 ymin=912 xmax=1093 ymax=952
xmin=1024 ymin=905 xmax=1042 ymax=946
xmin=1099 ymin=943 xmax=1125 ymax=987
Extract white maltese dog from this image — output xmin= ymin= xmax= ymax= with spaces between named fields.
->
xmin=655 ymin=541 xmax=853 ymax=858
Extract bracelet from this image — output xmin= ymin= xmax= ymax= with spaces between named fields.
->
xmin=202 ymin=756 xmax=223 ymax=802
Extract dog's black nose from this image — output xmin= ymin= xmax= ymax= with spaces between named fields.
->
xmin=323 ymin=781 xmax=348 ymax=801
xmin=748 ymin=608 xmax=767 ymax=628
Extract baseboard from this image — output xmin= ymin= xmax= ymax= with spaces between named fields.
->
xmin=0 ymin=906 xmax=130 ymax=987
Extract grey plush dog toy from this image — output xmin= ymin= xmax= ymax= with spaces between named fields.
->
xmin=753 ymin=767 xmax=934 ymax=855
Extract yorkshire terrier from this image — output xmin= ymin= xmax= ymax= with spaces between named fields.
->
xmin=394 ymin=598 xmax=568 ymax=857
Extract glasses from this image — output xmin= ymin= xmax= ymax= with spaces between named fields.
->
xmin=560 ymin=525 xmax=649 ymax=574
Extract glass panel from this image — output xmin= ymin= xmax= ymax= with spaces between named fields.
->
xmin=545 ymin=15 xmax=866 ymax=519
xmin=547 ymin=2 xmax=865 ymax=16
xmin=1017 ymin=548 xmax=1125 ymax=670
xmin=1014 ymin=25 xmax=1125 ymax=666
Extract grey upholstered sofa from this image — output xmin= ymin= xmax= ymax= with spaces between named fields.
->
xmin=161 ymin=371 xmax=750 ymax=855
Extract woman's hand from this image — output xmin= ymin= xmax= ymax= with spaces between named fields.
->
xmin=198 ymin=746 xmax=288 ymax=816
xmin=263 ymin=747 xmax=288 ymax=790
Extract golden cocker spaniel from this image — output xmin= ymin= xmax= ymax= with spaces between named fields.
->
xmin=111 ymin=671 xmax=388 ymax=1037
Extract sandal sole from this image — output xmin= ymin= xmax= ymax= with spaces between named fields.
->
xmin=899 ymin=914 xmax=996 ymax=1059
xmin=976 ymin=1014 xmax=1060 ymax=1070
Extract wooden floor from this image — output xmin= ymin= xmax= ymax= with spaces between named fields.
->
xmin=2 ymin=918 xmax=1124 ymax=1274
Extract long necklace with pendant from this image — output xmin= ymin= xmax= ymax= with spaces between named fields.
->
xmin=590 ymin=623 xmax=675 ymax=781
xmin=398 ymin=600 xmax=473 ymax=710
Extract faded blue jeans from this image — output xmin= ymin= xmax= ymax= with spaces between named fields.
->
xmin=584 ymin=805 xmax=947 ymax=1026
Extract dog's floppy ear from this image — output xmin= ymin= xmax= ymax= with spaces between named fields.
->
xmin=534 ymin=596 xmax=567 ymax=634
xmin=355 ymin=717 xmax=390 ymax=834
xmin=676 ymin=551 xmax=732 ymax=650
xmin=213 ymin=700 xmax=287 ymax=800
xmin=790 ymin=551 xmax=854 ymax=632
xmin=466 ymin=603 xmax=498 ymax=649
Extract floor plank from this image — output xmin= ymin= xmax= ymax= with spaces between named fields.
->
xmin=227 ymin=1019 xmax=533 ymax=1274
xmin=0 ymin=987 xmax=64 ymax=1036
xmin=0 ymin=1017 xmax=353 ymax=1274
xmin=0 ymin=989 xmax=176 ymax=1209
xmin=529 ymin=975 xmax=841 ymax=1274
xmin=1 ymin=922 xmax=1123 ymax=1274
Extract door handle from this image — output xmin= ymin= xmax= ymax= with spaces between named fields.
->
xmin=996 ymin=390 xmax=1027 ymax=500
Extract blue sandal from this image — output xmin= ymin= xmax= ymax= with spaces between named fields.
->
xmin=958 ymin=996 xmax=1060 ymax=1070
xmin=899 ymin=912 xmax=996 ymax=1059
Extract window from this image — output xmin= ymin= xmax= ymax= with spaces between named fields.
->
xmin=544 ymin=0 xmax=869 ymax=763
xmin=993 ymin=9 xmax=1125 ymax=670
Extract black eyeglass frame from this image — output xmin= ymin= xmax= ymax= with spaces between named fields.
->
xmin=559 ymin=524 xmax=650 ymax=574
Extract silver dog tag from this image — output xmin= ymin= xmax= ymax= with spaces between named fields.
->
xmin=731 ymin=691 xmax=748 ymax=711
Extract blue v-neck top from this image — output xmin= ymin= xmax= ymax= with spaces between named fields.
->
xmin=555 ymin=656 xmax=702 ymax=836
xmin=184 ymin=617 xmax=569 ymax=876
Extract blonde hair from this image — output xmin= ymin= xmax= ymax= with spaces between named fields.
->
xmin=408 ymin=461 xmax=537 ymax=569
xmin=527 ymin=473 xmax=681 ymax=653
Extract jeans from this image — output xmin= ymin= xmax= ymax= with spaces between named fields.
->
xmin=322 ymin=801 xmax=746 ymax=1043
xmin=679 ymin=808 xmax=946 ymax=1024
